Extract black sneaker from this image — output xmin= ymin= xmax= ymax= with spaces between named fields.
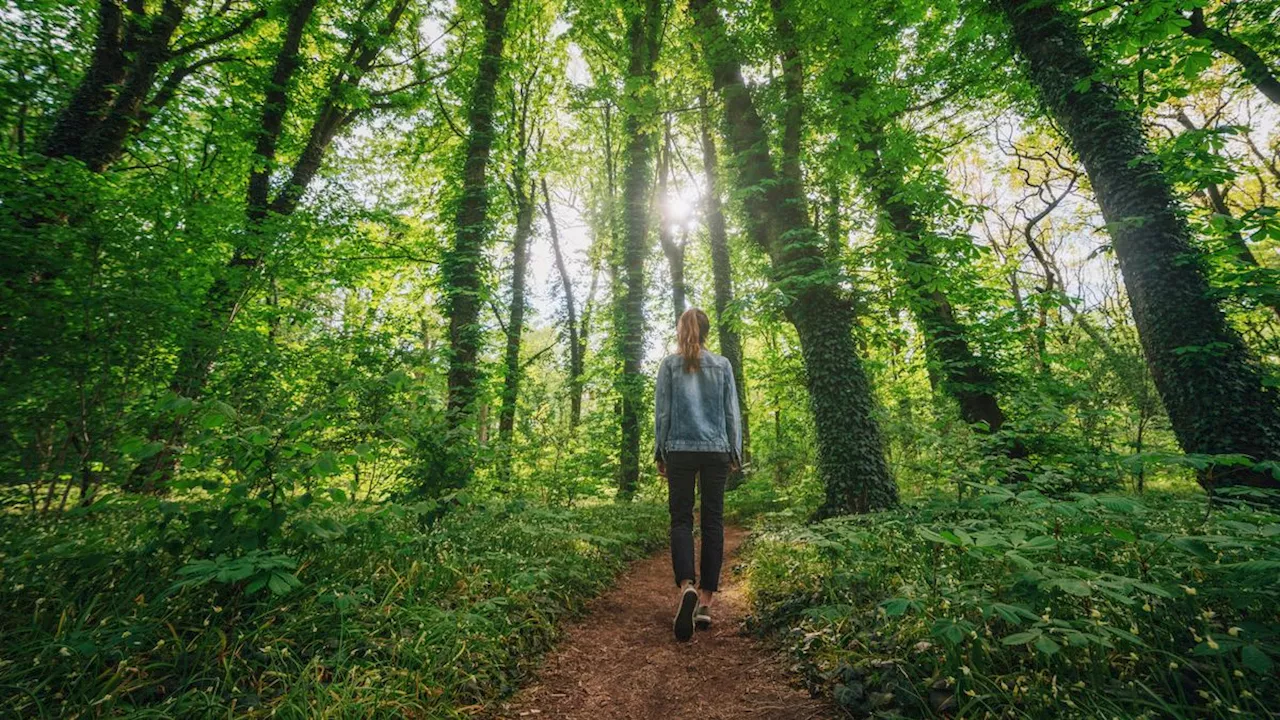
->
xmin=674 ymin=586 xmax=698 ymax=641
xmin=694 ymin=605 xmax=712 ymax=630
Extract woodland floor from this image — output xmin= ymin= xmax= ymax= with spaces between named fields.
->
xmin=495 ymin=526 xmax=836 ymax=720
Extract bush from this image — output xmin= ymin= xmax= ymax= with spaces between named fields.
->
xmin=741 ymin=488 xmax=1279 ymax=719
xmin=0 ymin=497 xmax=666 ymax=717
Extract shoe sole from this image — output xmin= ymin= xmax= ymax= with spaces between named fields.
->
xmin=695 ymin=616 xmax=711 ymax=630
xmin=674 ymin=589 xmax=698 ymax=641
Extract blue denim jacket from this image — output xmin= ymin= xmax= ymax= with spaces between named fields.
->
xmin=653 ymin=349 xmax=742 ymax=464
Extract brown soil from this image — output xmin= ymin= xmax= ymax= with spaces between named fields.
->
xmin=494 ymin=526 xmax=836 ymax=720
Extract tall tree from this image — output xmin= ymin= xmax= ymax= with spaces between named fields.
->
xmin=617 ymin=0 xmax=664 ymax=500
xmin=43 ymin=0 xmax=264 ymax=171
xmin=657 ymin=116 xmax=687 ymax=325
xmin=998 ymin=0 xmax=1280 ymax=490
xmin=691 ymin=0 xmax=898 ymax=515
xmin=130 ymin=0 xmax=416 ymax=488
xmin=543 ymin=179 xmax=586 ymax=427
xmin=442 ymin=0 xmax=516 ymax=429
xmin=859 ymin=129 xmax=1017 ymax=454
xmin=698 ymin=96 xmax=750 ymax=471
xmin=497 ymin=79 xmax=539 ymax=478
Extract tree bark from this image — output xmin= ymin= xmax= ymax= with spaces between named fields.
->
xmin=443 ymin=0 xmax=515 ymax=427
xmin=692 ymin=0 xmax=897 ymax=515
xmin=1000 ymin=0 xmax=1280 ymax=491
xmin=617 ymin=0 xmax=663 ymax=501
xmin=498 ymin=179 xmax=535 ymax=476
xmin=699 ymin=96 xmax=750 ymax=478
xmin=543 ymin=178 xmax=585 ymax=427
xmin=1183 ymin=7 xmax=1280 ymax=107
xmin=42 ymin=0 xmax=261 ymax=171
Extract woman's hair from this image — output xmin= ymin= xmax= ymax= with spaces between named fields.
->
xmin=677 ymin=308 xmax=711 ymax=372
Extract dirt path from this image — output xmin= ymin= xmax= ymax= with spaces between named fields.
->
xmin=495 ymin=526 xmax=835 ymax=720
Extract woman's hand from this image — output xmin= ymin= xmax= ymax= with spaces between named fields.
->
xmin=657 ymin=461 xmax=667 ymax=478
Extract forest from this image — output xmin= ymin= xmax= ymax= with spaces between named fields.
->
xmin=1 ymin=0 xmax=1279 ymax=716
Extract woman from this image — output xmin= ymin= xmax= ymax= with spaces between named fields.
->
xmin=654 ymin=307 xmax=742 ymax=642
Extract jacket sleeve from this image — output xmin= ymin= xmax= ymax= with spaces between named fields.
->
xmin=723 ymin=360 xmax=742 ymax=465
xmin=654 ymin=358 xmax=671 ymax=462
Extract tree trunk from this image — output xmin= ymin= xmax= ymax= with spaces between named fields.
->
xmin=1183 ymin=7 xmax=1280 ymax=107
xmin=859 ymin=135 xmax=1014 ymax=441
xmin=498 ymin=179 xmax=535 ymax=478
xmin=617 ymin=0 xmax=663 ymax=501
xmin=692 ymin=0 xmax=897 ymax=515
xmin=1000 ymin=0 xmax=1280 ymax=490
xmin=77 ymin=0 xmax=188 ymax=172
xmin=443 ymin=0 xmax=515 ymax=429
xmin=543 ymin=178 xmax=585 ymax=427
xmin=42 ymin=0 xmax=260 ymax=171
xmin=657 ymin=118 xmax=686 ymax=325
xmin=699 ymin=96 xmax=750 ymax=479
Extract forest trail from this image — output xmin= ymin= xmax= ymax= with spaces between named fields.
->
xmin=495 ymin=526 xmax=835 ymax=720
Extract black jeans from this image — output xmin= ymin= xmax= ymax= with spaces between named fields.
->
xmin=665 ymin=451 xmax=730 ymax=592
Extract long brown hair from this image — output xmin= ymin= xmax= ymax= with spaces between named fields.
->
xmin=677 ymin=308 xmax=711 ymax=372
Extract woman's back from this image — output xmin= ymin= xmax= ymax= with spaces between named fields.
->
xmin=654 ymin=348 xmax=742 ymax=462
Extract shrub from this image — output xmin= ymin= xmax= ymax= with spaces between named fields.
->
xmin=0 ymin=497 xmax=666 ymax=717
xmin=742 ymin=488 xmax=1279 ymax=719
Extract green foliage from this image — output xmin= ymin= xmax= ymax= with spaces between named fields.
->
xmin=0 ymin=497 xmax=666 ymax=717
xmin=742 ymin=488 xmax=1280 ymax=718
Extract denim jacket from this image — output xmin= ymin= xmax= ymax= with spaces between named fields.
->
xmin=653 ymin=349 xmax=742 ymax=464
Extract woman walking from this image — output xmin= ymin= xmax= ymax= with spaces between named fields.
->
xmin=654 ymin=308 xmax=743 ymax=641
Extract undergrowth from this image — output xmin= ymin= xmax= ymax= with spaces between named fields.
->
xmin=0 ymin=497 xmax=666 ymax=718
xmin=741 ymin=488 xmax=1279 ymax=719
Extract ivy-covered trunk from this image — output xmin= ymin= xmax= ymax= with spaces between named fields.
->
xmin=1000 ymin=0 xmax=1280 ymax=490
xmin=442 ymin=0 xmax=515 ymax=427
xmin=699 ymin=97 xmax=750 ymax=479
xmin=617 ymin=0 xmax=663 ymax=501
xmin=692 ymin=0 xmax=897 ymax=515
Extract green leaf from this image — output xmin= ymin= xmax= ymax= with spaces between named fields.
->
xmin=1001 ymin=630 xmax=1041 ymax=645
xmin=1241 ymin=645 xmax=1273 ymax=674
xmin=1107 ymin=526 xmax=1136 ymax=542
xmin=1034 ymin=634 xmax=1061 ymax=655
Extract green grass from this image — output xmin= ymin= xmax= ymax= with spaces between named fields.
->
xmin=0 ymin=497 xmax=667 ymax=718
xmin=739 ymin=488 xmax=1280 ymax=719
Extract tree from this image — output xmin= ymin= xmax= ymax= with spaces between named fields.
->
xmin=858 ymin=128 xmax=1019 ymax=459
xmin=498 ymin=75 xmax=540 ymax=479
xmin=657 ymin=116 xmax=687 ymax=325
xmin=543 ymin=178 xmax=586 ymax=427
xmin=698 ymin=95 xmax=749 ymax=471
xmin=442 ymin=0 xmax=516 ymax=431
xmin=130 ymin=0 xmax=418 ymax=489
xmin=1181 ymin=5 xmax=1280 ymax=107
xmin=691 ymin=0 xmax=898 ymax=515
xmin=43 ymin=0 xmax=265 ymax=171
xmin=616 ymin=0 xmax=664 ymax=500
xmin=997 ymin=0 xmax=1280 ymax=490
